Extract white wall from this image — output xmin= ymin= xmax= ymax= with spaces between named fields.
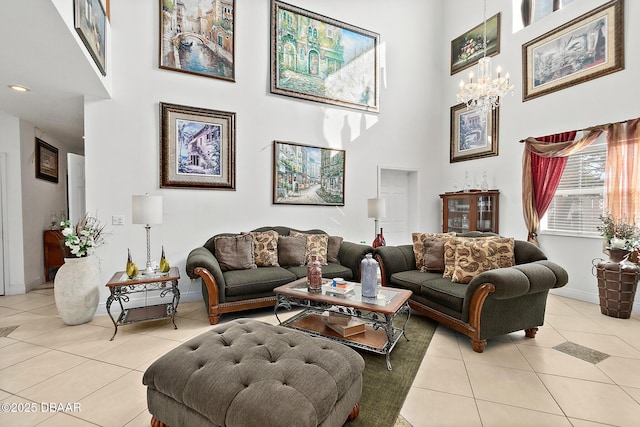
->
xmin=19 ymin=122 xmax=70 ymax=291
xmin=443 ymin=0 xmax=640 ymax=312
xmin=84 ymin=0 xmax=444 ymax=309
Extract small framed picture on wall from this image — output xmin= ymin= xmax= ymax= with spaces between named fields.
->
xmin=35 ymin=138 xmax=59 ymax=183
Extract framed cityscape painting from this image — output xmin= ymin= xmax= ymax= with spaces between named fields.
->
xmin=74 ymin=0 xmax=107 ymax=76
xmin=451 ymin=13 xmax=500 ymax=75
xmin=273 ymin=141 xmax=345 ymax=206
xmin=160 ymin=102 xmax=236 ymax=190
xmin=450 ymin=104 xmax=499 ymax=163
xmin=271 ymin=0 xmax=379 ymax=112
xmin=159 ymin=0 xmax=235 ymax=81
xmin=522 ymin=0 xmax=624 ymax=101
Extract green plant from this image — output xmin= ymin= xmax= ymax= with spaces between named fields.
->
xmin=60 ymin=214 xmax=106 ymax=257
xmin=598 ymin=212 xmax=640 ymax=250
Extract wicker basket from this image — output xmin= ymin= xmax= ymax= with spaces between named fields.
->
xmin=596 ymin=255 xmax=639 ymax=319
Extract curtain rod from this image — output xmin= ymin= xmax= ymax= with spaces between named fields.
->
xmin=518 ymin=116 xmax=639 ymax=143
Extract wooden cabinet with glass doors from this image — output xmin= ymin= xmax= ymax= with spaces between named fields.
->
xmin=440 ymin=190 xmax=499 ymax=234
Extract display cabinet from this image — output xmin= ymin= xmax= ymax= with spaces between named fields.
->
xmin=440 ymin=190 xmax=499 ymax=234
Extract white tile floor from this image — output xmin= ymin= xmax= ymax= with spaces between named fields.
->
xmin=0 ymin=287 xmax=639 ymax=426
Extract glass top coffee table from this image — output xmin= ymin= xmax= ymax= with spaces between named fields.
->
xmin=274 ymin=278 xmax=412 ymax=370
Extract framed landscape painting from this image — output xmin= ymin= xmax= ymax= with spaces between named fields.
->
xmin=160 ymin=102 xmax=236 ymax=190
xmin=35 ymin=138 xmax=59 ymax=183
xmin=522 ymin=0 xmax=624 ymax=101
xmin=273 ymin=141 xmax=345 ymax=206
xmin=451 ymin=13 xmax=500 ymax=75
xmin=160 ymin=0 xmax=235 ymax=81
xmin=450 ymin=104 xmax=499 ymax=163
xmin=271 ymin=0 xmax=380 ymax=112
xmin=74 ymin=0 xmax=107 ymax=75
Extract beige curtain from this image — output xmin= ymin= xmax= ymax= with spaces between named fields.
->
xmin=606 ymin=118 xmax=640 ymax=222
xmin=522 ymin=128 xmax=605 ymax=245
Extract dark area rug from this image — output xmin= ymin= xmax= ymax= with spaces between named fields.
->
xmin=346 ymin=312 xmax=437 ymax=427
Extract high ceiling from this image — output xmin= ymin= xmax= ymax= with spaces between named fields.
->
xmin=0 ymin=0 xmax=111 ymax=152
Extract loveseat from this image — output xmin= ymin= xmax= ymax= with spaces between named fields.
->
xmin=186 ymin=226 xmax=372 ymax=325
xmin=374 ymin=232 xmax=568 ymax=352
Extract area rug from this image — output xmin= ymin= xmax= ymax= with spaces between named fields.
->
xmin=346 ymin=312 xmax=437 ymax=427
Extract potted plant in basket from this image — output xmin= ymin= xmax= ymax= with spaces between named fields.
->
xmin=595 ymin=212 xmax=640 ymax=319
xmin=54 ymin=214 xmax=106 ymax=325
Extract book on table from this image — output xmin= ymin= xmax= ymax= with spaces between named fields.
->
xmin=323 ymin=315 xmax=365 ymax=337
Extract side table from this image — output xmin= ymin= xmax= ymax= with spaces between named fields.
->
xmin=105 ymin=267 xmax=180 ymax=340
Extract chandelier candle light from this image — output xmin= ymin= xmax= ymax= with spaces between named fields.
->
xmin=456 ymin=0 xmax=513 ymax=114
xmin=132 ymin=194 xmax=163 ymax=275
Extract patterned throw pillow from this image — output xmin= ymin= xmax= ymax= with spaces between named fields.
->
xmin=451 ymin=237 xmax=515 ymax=284
xmin=251 ymin=230 xmax=279 ymax=267
xmin=214 ymin=234 xmax=257 ymax=272
xmin=290 ymin=231 xmax=329 ymax=265
xmin=444 ymin=236 xmax=503 ymax=278
xmin=412 ymin=232 xmax=455 ymax=270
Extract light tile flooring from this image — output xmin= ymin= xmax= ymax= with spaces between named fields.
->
xmin=1 ymin=287 xmax=639 ymax=426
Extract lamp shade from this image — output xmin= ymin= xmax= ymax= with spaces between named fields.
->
xmin=132 ymin=195 xmax=163 ymax=225
xmin=367 ymin=198 xmax=386 ymax=219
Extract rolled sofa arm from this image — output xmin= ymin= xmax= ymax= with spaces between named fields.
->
xmin=185 ymin=247 xmax=226 ymax=303
xmin=338 ymin=241 xmax=374 ymax=280
xmin=373 ymin=245 xmax=416 ymax=286
xmin=466 ymin=260 xmax=569 ymax=300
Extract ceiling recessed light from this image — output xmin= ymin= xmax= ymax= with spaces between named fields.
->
xmin=8 ymin=84 xmax=30 ymax=92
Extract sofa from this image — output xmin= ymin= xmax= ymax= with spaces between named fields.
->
xmin=373 ymin=232 xmax=568 ymax=352
xmin=186 ymin=226 xmax=372 ymax=325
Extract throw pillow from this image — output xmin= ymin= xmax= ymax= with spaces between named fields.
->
xmin=412 ymin=232 xmax=455 ymax=270
xmin=443 ymin=236 xmax=502 ymax=278
xmin=290 ymin=231 xmax=329 ymax=264
xmin=451 ymin=237 xmax=515 ymax=284
xmin=327 ymin=236 xmax=343 ymax=263
xmin=252 ymin=230 xmax=279 ymax=267
xmin=214 ymin=234 xmax=257 ymax=272
xmin=277 ymin=236 xmax=307 ymax=267
xmin=421 ymin=237 xmax=446 ymax=273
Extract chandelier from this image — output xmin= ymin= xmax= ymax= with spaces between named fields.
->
xmin=456 ymin=0 xmax=514 ymax=114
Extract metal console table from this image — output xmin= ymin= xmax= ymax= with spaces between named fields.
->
xmin=105 ymin=267 xmax=180 ymax=340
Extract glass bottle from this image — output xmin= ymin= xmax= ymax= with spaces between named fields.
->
xmin=480 ymin=171 xmax=489 ymax=192
xmin=307 ymin=254 xmax=322 ymax=292
xmin=463 ymin=172 xmax=472 ymax=192
xmin=372 ymin=227 xmax=386 ymax=248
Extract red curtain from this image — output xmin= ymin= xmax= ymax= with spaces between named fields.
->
xmin=530 ymin=131 xmax=577 ymax=218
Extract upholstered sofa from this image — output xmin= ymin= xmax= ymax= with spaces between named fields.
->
xmin=186 ymin=226 xmax=372 ymax=325
xmin=374 ymin=232 xmax=568 ymax=352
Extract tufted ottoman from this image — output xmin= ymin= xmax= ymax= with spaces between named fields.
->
xmin=143 ymin=319 xmax=364 ymax=427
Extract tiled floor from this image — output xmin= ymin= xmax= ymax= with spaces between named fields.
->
xmin=1 ymin=287 xmax=639 ymax=427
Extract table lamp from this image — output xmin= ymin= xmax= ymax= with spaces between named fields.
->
xmin=132 ymin=194 xmax=163 ymax=275
xmin=367 ymin=198 xmax=386 ymax=239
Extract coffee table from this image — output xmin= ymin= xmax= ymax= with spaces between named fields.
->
xmin=274 ymin=278 xmax=412 ymax=370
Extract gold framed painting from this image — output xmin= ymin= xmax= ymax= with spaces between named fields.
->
xmin=450 ymin=104 xmax=499 ymax=163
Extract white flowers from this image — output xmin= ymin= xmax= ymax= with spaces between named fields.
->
xmin=60 ymin=215 xmax=106 ymax=258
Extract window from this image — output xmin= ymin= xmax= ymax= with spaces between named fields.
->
xmin=513 ymin=0 xmax=575 ymax=32
xmin=541 ymin=135 xmax=606 ymax=236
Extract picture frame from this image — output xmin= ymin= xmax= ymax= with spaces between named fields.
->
xmin=159 ymin=0 xmax=235 ymax=82
xmin=35 ymin=138 xmax=59 ymax=183
xmin=74 ymin=0 xmax=107 ymax=76
xmin=160 ymin=102 xmax=236 ymax=190
xmin=271 ymin=0 xmax=380 ymax=113
xmin=522 ymin=0 xmax=624 ymax=101
xmin=450 ymin=104 xmax=499 ymax=163
xmin=273 ymin=141 xmax=345 ymax=206
xmin=451 ymin=13 xmax=500 ymax=75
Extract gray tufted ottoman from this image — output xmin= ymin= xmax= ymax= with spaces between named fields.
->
xmin=143 ymin=319 xmax=364 ymax=427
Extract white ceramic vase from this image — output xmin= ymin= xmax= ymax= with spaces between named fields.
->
xmin=54 ymin=256 xmax=100 ymax=325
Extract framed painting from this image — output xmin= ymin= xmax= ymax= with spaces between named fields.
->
xmin=160 ymin=102 xmax=236 ymax=190
xmin=451 ymin=13 xmax=500 ymax=75
xmin=273 ymin=141 xmax=345 ymax=206
xmin=522 ymin=0 xmax=624 ymax=101
xmin=36 ymin=138 xmax=59 ymax=183
xmin=450 ymin=104 xmax=499 ymax=163
xmin=159 ymin=0 xmax=235 ymax=81
xmin=271 ymin=0 xmax=379 ymax=112
xmin=74 ymin=0 xmax=107 ymax=76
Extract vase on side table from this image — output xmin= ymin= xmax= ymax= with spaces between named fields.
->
xmin=595 ymin=248 xmax=640 ymax=319
xmin=372 ymin=228 xmax=386 ymax=248
xmin=54 ymin=255 xmax=100 ymax=325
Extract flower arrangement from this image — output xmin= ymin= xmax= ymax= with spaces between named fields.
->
xmin=598 ymin=212 xmax=640 ymax=250
xmin=60 ymin=214 xmax=106 ymax=257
